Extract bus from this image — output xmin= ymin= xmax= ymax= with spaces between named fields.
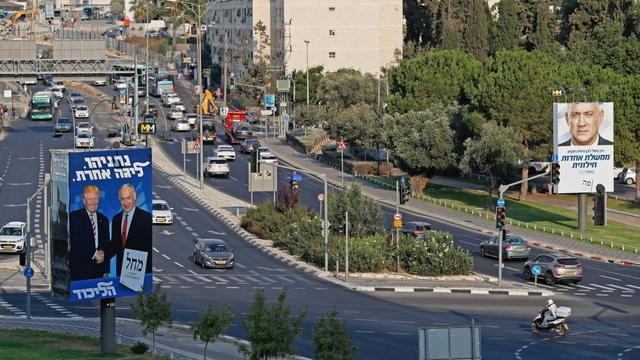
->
xmin=31 ymin=91 xmax=54 ymax=120
xmin=149 ymin=68 xmax=174 ymax=97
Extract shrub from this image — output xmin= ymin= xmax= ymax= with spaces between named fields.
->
xmin=331 ymin=234 xmax=394 ymax=272
xmin=130 ymin=341 xmax=149 ymax=354
xmin=399 ymin=232 xmax=473 ymax=276
xmin=241 ymin=203 xmax=288 ymax=240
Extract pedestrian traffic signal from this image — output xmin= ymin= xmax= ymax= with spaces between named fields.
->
xmin=551 ymin=162 xmax=561 ymax=185
xmin=399 ymin=177 xmax=411 ymax=205
xmin=496 ymin=206 xmax=506 ymax=229
xmin=230 ymin=73 xmax=235 ymax=91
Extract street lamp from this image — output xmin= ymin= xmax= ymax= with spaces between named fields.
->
xmin=304 ymin=40 xmax=310 ymax=108
xmin=167 ymin=0 xmax=229 ymax=190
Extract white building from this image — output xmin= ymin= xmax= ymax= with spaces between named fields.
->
xmin=205 ymin=0 xmax=403 ymax=79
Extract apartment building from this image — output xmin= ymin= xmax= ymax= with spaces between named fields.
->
xmin=205 ymin=0 xmax=403 ymax=78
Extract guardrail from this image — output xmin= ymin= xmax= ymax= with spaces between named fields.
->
xmin=355 ymin=174 xmax=639 ymax=255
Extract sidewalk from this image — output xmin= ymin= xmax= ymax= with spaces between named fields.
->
xmin=260 ymin=137 xmax=640 ymax=266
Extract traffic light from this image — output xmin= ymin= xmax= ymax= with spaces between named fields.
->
xmin=593 ymin=184 xmax=606 ymax=226
xmin=229 ymin=73 xmax=235 ymax=91
xmin=399 ymin=176 xmax=411 ymax=204
xmin=550 ymin=162 xmax=561 ymax=185
xmin=251 ymin=150 xmax=259 ymax=173
xmin=496 ymin=206 xmax=506 ymax=229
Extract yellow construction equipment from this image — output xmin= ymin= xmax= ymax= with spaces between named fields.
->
xmin=4 ymin=9 xmax=29 ymax=27
xmin=201 ymin=89 xmax=217 ymax=115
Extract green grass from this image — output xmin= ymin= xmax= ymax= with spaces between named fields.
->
xmin=0 ymin=329 xmax=162 ymax=359
xmin=366 ymin=176 xmax=640 ymax=252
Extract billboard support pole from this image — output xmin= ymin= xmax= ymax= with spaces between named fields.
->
xmin=578 ymin=193 xmax=587 ymax=232
xmin=100 ymin=298 xmax=116 ymax=353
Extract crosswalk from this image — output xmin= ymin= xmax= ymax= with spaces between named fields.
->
xmin=529 ymin=282 xmax=638 ymax=297
xmin=0 ymin=294 xmax=82 ymax=318
xmin=152 ymin=273 xmax=319 ymax=289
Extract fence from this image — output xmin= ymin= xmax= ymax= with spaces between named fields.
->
xmin=104 ymin=37 xmax=169 ymax=68
xmin=355 ymin=174 xmax=639 ymax=255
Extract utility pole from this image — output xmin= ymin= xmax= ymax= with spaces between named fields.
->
xmin=145 ymin=0 xmax=149 ymax=114
xmin=304 ymin=40 xmax=309 ymax=108
xmin=197 ymin=4 xmax=204 ymax=189
xmin=223 ymin=31 xmax=228 ymax=108
xmin=134 ymin=55 xmax=139 ymax=141
xmin=171 ymin=0 xmax=177 ymax=63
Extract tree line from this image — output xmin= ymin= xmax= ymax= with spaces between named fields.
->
xmin=292 ymin=1 xmax=640 ymax=200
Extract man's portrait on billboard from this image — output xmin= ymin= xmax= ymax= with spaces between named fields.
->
xmin=559 ymin=102 xmax=613 ymax=146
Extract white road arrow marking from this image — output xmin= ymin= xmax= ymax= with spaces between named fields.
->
xmin=207 ymin=230 xmax=227 ymax=235
xmin=181 ymin=207 xmax=198 ymax=212
xmin=160 ymin=230 xmax=175 ymax=236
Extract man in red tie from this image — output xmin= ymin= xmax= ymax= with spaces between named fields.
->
xmin=108 ymin=183 xmax=152 ymax=276
xmin=69 ymin=185 xmax=109 ymax=281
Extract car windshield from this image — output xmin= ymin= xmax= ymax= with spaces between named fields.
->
xmin=76 ymin=106 xmax=88 ymax=111
xmin=219 ymin=146 xmax=233 ymax=151
xmin=208 ymin=159 xmax=226 ymax=164
xmin=413 ymin=224 xmax=430 ymax=231
xmin=0 ymin=227 xmax=21 ymax=236
xmin=78 ymin=134 xmax=91 ymax=139
xmin=505 ymin=237 xmax=524 ymax=244
xmin=78 ymin=123 xmax=90 ymax=128
xmin=58 ymin=118 xmax=71 ymax=124
xmin=557 ymin=258 xmax=579 ymax=265
xmin=153 ymin=203 xmax=170 ymax=210
xmin=73 ymin=99 xmax=85 ymax=104
xmin=206 ymin=244 xmax=228 ymax=252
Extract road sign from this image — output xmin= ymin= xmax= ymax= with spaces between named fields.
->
xmin=317 ymin=193 xmax=325 ymax=202
xmin=137 ymin=122 xmax=156 ymax=135
xmin=393 ymin=212 xmax=403 ymax=221
xmin=531 ymin=265 xmax=542 ymax=277
xmin=497 ymin=197 xmax=505 ymax=207
xmin=3 ymin=90 xmax=11 ymax=98
xmin=264 ymin=94 xmax=275 ymax=107
xmin=337 ymin=138 xmax=347 ymax=152
xmin=23 ymin=267 xmax=34 ymax=278
xmin=393 ymin=212 xmax=403 ymax=228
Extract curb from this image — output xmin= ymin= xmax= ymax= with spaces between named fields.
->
xmin=529 ymin=241 xmax=640 ymax=267
xmin=149 ymin=139 xmax=555 ymax=297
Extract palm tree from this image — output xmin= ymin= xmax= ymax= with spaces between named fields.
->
xmin=129 ymin=0 xmax=147 ymax=23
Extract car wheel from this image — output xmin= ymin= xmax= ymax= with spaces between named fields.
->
xmin=523 ymin=267 xmax=532 ymax=282
xmin=626 ymin=178 xmax=634 ymax=185
xmin=545 ymin=272 xmax=555 ymax=285
xmin=480 ymin=247 xmax=486 ymax=257
xmin=571 ymin=280 xmax=580 ymax=285
xmin=201 ymin=257 xmax=206 ymax=269
xmin=193 ymin=253 xmax=198 ymax=265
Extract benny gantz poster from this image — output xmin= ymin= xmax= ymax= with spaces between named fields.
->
xmin=66 ymin=148 xmax=153 ymax=301
xmin=553 ymin=102 xmax=614 ymax=194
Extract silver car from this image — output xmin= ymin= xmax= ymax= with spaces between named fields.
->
xmin=193 ymin=239 xmax=234 ymax=269
xmin=479 ymin=235 xmax=530 ymax=260
xmin=523 ymin=253 xmax=583 ymax=285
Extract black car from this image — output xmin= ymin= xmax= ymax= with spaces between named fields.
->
xmin=42 ymin=74 xmax=54 ymax=86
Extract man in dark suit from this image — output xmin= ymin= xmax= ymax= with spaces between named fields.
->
xmin=559 ymin=102 xmax=613 ymax=146
xmin=69 ymin=185 xmax=109 ymax=281
xmin=108 ymin=183 xmax=152 ymax=276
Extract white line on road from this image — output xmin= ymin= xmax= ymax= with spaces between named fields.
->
xmin=573 ymin=293 xmax=586 ymax=296
xmin=230 ymin=176 xmax=239 ymax=182
xmin=493 ymin=263 xmax=518 ymax=271
xmin=575 ymin=284 xmax=596 ymax=290
xmin=596 ymin=293 xmax=609 ymax=296
xmin=173 ymin=262 xmax=184 ymax=268
xmin=589 ymin=344 xmax=607 ymax=347
xmin=354 ymin=330 xmax=374 ymax=334
xmin=458 ymin=240 xmax=477 ymax=247
xmin=590 ymin=283 xmax=618 ymax=291
xmin=388 ymin=332 xmax=411 ymax=336
xmin=599 ymin=274 xmax=622 ymax=282
xmin=226 ymin=286 xmax=240 ymax=289
xmin=626 ymin=285 xmax=640 ymax=290
xmin=354 ymin=319 xmax=379 ymax=322
xmin=606 ymin=284 xmax=635 ymax=292
xmin=188 ymin=270 xmax=197 ymax=275
xmin=391 ymin=320 xmax=414 ymax=324
xmin=162 ymin=254 xmax=171 ymax=260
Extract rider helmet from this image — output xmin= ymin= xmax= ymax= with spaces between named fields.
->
xmin=545 ymin=299 xmax=554 ymax=307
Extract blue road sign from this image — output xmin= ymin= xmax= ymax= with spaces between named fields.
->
xmin=264 ymin=94 xmax=275 ymax=108
xmin=23 ymin=267 xmax=34 ymax=278
xmin=531 ymin=265 xmax=542 ymax=277
xmin=551 ymin=153 xmax=558 ymax=162
xmin=497 ymin=197 xmax=505 ymax=207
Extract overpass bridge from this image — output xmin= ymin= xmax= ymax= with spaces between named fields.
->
xmin=0 ymin=39 xmax=137 ymax=82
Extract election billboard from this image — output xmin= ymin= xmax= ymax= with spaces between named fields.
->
xmin=51 ymin=148 xmax=153 ymax=301
xmin=553 ymin=102 xmax=614 ymax=194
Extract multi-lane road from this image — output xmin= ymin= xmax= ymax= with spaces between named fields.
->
xmin=0 ymin=80 xmax=638 ymax=359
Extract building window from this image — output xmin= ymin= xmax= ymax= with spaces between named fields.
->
xmin=329 ymin=7 xmax=335 ymax=12
xmin=329 ymin=29 xmax=335 ymax=36
xmin=329 ymin=52 xmax=336 ymax=58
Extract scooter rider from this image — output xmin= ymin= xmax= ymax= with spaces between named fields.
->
xmin=541 ymin=299 xmax=557 ymax=327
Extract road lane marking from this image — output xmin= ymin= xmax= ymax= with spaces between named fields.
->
xmin=197 ymin=275 xmax=213 ymax=283
xmin=599 ymin=275 xmax=622 ymax=282
xmin=493 ymin=263 xmax=518 ymax=271
xmin=589 ymin=344 xmax=607 ymax=347
xmin=388 ymin=332 xmax=411 ymax=335
xmin=606 ymin=284 xmax=635 ymax=292
xmin=575 ymin=284 xmax=595 ymax=290
xmin=573 ymin=293 xmax=586 ymax=296
xmin=162 ymin=254 xmax=171 ymax=260
xmin=355 ymin=319 xmax=379 ymax=322
xmin=626 ymin=285 xmax=640 ymax=290
xmin=174 ymin=261 xmax=184 ymax=268
xmin=226 ymin=286 xmax=240 ymax=289
xmin=458 ymin=240 xmax=477 ymax=247
xmin=589 ymin=283 xmax=617 ymax=291
xmin=354 ymin=330 xmax=374 ymax=334
xmin=596 ymin=293 xmax=609 ymax=296
xmin=188 ymin=270 xmax=197 ymax=275
xmin=392 ymin=320 xmax=415 ymax=324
